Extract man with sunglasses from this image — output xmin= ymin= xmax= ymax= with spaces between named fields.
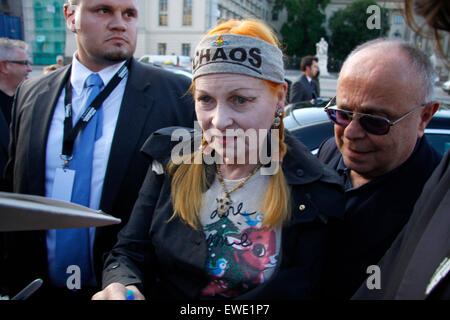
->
xmin=0 ymin=38 xmax=32 ymax=189
xmin=317 ymin=39 xmax=442 ymax=299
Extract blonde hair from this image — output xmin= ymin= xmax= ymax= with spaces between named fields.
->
xmin=168 ymin=20 xmax=290 ymax=230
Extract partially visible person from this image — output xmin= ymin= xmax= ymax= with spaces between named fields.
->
xmin=0 ymin=38 xmax=32 ymax=189
xmin=353 ymin=0 xmax=450 ymax=300
xmin=312 ymin=68 xmax=320 ymax=97
xmin=56 ymin=55 xmax=64 ymax=66
xmin=1 ymin=0 xmax=195 ymax=300
xmin=404 ymin=0 xmax=449 ymax=65
xmin=317 ymin=38 xmax=442 ymax=299
xmin=43 ymin=64 xmax=62 ymax=75
xmin=289 ymin=55 xmax=319 ymax=104
xmin=92 ymin=19 xmax=344 ymax=300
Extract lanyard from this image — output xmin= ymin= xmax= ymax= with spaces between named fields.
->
xmin=61 ymin=59 xmax=130 ymax=167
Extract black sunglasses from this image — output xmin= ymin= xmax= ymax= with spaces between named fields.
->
xmin=324 ymin=96 xmax=428 ymax=135
xmin=6 ymin=60 xmax=32 ymax=66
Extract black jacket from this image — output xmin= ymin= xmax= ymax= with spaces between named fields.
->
xmin=353 ymin=150 xmax=450 ymax=300
xmin=102 ymin=129 xmax=345 ymax=300
xmin=317 ymin=136 xmax=442 ymax=299
xmin=0 ymin=59 xmax=195 ymax=297
xmin=0 ymin=90 xmax=13 ymax=191
xmin=289 ymin=74 xmax=316 ymax=104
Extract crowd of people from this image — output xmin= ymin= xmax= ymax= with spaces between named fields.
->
xmin=0 ymin=0 xmax=448 ymax=301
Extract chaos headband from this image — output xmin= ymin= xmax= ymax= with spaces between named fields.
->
xmin=192 ymin=34 xmax=285 ymax=84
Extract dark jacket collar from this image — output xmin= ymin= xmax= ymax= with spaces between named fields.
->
xmin=336 ymin=136 xmax=442 ymax=191
xmin=282 ymin=130 xmax=341 ymax=186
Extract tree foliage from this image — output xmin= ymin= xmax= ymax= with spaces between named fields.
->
xmin=273 ymin=0 xmax=330 ymax=57
xmin=328 ymin=0 xmax=391 ymax=64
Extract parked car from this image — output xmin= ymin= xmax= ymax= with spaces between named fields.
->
xmin=284 ymin=100 xmax=333 ymax=154
xmin=284 ymin=100 xmax=450 ymax=155
xmin=442 ymin=80 xmax=450 ymax=94
xmin=138 ymin=58 xmax=192 ymax=79
xmin=138 ymin=54 xmax=191 ymax=70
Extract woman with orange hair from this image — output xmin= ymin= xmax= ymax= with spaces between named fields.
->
xmin=93 ymin=19 xmax=344 ymax=300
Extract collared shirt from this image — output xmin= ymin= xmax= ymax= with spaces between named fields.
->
xmin=305 ymin=75 xmax=312 ymax=83
xmin=336 ymin=139 xmax=421 ymax=192
xmin=45 ymin=53 xmax=128 ymax=286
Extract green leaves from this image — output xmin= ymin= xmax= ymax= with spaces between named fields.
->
xmin=274 ymin=0 xmax=330 ymax=57
xmin=328 ymin=0 xmax=391 ymax=64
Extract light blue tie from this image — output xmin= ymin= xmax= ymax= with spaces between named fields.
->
xmin=51 ymin=73 xmax=104 ymax=288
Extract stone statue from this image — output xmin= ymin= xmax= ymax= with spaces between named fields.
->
xmin=315 ymin=37 xmax=329 ymax=76
xmin=316 ymin=37 xmax=328 ymax=57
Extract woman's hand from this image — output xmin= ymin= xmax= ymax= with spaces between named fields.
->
xmin=91 ymin=283 xmax=145 ymax=300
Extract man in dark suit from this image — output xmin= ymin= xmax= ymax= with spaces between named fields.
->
xmin=289 ymin=55 xmax=319 ymax=104
xmin=1 ymin=0 xmax=195 ymax=299
xmin=0 ymin=38 xmax=32 ymax=189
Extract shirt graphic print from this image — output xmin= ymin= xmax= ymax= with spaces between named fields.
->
xmin=200 ymin=172 xmax=281 ymax=298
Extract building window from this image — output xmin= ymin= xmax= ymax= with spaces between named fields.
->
xmin=182 ymin=43 xmax=191 ymax=57
xmin=53 ymin=1 xmax=62 ymax=27
xmin=394 ymin=14 xmax=403 ymax=25
xmin=159 ymin=0 xmax=168 ymax=26
xmin=158 ymin=43 xmax=167 ymax=55
xmin=272 ymin=11 xmax=278 ymax=21
xmin=183 ymin=0 xmax=192 ymax=26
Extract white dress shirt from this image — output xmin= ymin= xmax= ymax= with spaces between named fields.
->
xmin=45 ymin=53 xmax=128 ymax=286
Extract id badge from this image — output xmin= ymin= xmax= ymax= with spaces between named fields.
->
xmin=51 ymin=167 xmax=75 ymax=202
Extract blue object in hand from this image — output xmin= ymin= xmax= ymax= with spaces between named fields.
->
xmin=126 ymin=289 xmax=135 ymax=300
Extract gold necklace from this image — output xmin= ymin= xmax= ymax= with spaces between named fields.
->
xmin=216 ymin=164 xmax=263 ymax=218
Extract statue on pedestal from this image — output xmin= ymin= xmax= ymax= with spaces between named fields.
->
xmin=316 ymin=37 xmax=330 ymax=76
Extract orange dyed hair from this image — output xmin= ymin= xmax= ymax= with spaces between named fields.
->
xmin=169 ymin=19 xmax=290 ymax=230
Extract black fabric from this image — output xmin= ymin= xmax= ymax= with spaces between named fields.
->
xmin=0 ymin=89 xmax=13 ymax=191
xmin=317 ymin=136 xmax=442 ymax=299
xmin=289 ymin=74 xmax=315 ymax=104
xmin=0 ymin=89 xmax=13 ymax=124
xmin=0 ymin=58 xmax=196 ymax=299
xmin=101 ymin=129 xmax=345 ymax=300
xmin=353 ymin=150 xmax=450 ymax=300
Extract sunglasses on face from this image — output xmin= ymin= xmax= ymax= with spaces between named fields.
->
xmin=6 ymin=60 xmax=32 ymax=66
xmin=324 ymin=97 xmax=428 ymax=135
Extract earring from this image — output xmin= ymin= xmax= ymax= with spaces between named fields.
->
xmin=272 ymin=107 xmax=283 ymax=128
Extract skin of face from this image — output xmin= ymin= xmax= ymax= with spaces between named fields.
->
xmin=194 ymin=73 xmax=286 ymax=166
xmin=306 ymin=60 xmax=319 ymax=78
xmin=335 ymin=45 xmax=438 ymax=187
xmin=3 ymin=47 xmax=32 ymax=92
xmin=64 ymin=0 xmax=138 ymax=72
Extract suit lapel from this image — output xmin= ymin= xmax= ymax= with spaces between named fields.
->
xmin=100 ymin=60 xmax=154 ymax=214
xmin=301 ymin=75 xmax=312 ymax=95
xmin=28 ymin=67 xmax=71 ymax=195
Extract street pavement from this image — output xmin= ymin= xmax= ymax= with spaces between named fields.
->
xmin=29 ymin=65 xmax=450 ymax=105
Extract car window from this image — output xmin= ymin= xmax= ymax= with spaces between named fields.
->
xmin=289 ymin=122 xmax=334 ymax=151
xmin=424 ymin=132 xmax=450 ymax=155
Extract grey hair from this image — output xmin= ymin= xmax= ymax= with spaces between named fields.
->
xmin=344 ymin=38 xmax=435 ymax=102
xmin=0 ymin=38 xmax=28 ymax=61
